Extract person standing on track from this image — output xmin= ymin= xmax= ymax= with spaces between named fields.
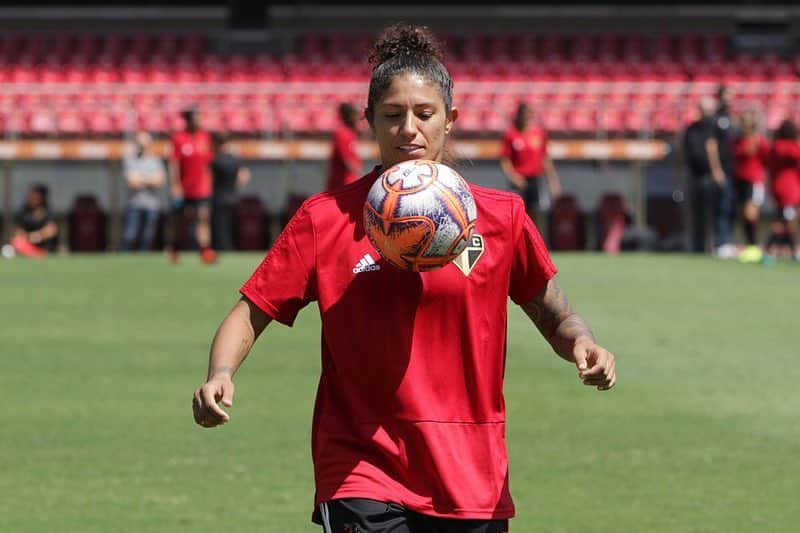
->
xmin=326 ymin=102 xmax=363 ymax=191
xmin=704 ymin=85 xmax=738 ymax=258
xmin=500 ymin=102 xmax=562 ymax=226
xmin=192 ymin=24 xmax=616 ymax=533
xmin=169 ymin=105 xmax=216 ymax=263
xmin=764 ymin=119 xmax=800 ymax=262
xmin=120 ymin=130 xmax=166 ymax=252
xmin=732 ymin=110 xmax=770 ymax=253
xmin=211 ymin=132 xmax=251 ymax=251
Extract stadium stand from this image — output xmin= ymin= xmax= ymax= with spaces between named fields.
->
xmin=1 ymin=31 xmax=799 ymax=138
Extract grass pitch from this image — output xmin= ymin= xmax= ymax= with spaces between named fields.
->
xmin=1 ymin=253 xmax=798 ymax=532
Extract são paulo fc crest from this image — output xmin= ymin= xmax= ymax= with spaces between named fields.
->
xmin=453 ymin=234 xmax=485 ymax=276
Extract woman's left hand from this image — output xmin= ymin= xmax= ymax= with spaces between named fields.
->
xmin=573 ymin=340 xmax=616 ymax=391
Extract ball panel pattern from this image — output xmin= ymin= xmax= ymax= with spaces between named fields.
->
xmin=364 ymin=160 xmax=477 ymax=272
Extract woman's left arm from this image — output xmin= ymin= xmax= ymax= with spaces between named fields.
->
xmin=520 ymin=277 xmax=616 ymax=391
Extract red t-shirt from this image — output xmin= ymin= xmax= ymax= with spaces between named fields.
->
xmin=501 ymin=126 xmax=548 ymax=178
xmin=327 ymin=124 xmax=362 ymax=191
xmin=241 ymin=168 xmax=557 ymax=522
xmin=172 ymin=130 xmax=213 ymax=199
xmin=770 ymin=139 xmax=800 ymax=208
xmin=733 ymin=134 xmax=770 ymax=184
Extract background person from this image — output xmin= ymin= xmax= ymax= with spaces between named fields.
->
xmin=732 ymin=110 xmax=769 ymax=252
xmin=120 ymin=130 xmax=166 ymax=252
xmin=683 ymin=96 xmax=717 ymax=253
xmin=192 ymin=23 xmax=615 ymax=533
xmin=326 ymin=102 xmax=363 ymax=191
xmin=211 ymin=132 xmax=251 ymax=251
xmin=500 ymin=102 xmax=562 ymax=225
xmin=169 ymin=105 xmax=215 ymax=263
xmin=9 ymin=184 xmax=59 ymax=257
xmin=704 ymin=85 xmax=738 ymax=258
xmin=765 ymin=119 xmax=800 ymax=262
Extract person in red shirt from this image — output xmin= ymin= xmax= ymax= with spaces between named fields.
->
xmin=733 ymin=110 xmax=770 ymax=248
xmin=169 ymin=106 xmax=216 ymax=263
xmin=191 ymin=24 xmax=616 ymax=533
xmin=500 ymin=102 xmax=562 ymax=223
xmin=327 ymin=102 xmax=363 ymax=191
xmin=765 ymin=119 xmax=800 ymax=260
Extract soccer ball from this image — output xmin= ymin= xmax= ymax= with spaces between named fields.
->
xmin=363 ymin=159 xmax=477 ymax=272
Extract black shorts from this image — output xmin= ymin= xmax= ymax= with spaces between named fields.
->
xmin=734 ymin=180 xmax=765 ymax=207
xmin=512 ymin=177 xmax=542 ymax=213
xmin=184 ymin=197 xmax=212 ymax=210
xmin=317 ymin=499 xmax=508 ymax=533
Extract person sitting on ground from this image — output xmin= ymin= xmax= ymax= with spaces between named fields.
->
xmin=9 ymin=184 xmax=59 ymax=257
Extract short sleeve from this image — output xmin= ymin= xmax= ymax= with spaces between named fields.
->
xmin=759 ymin=137 xmax=770 ymax=161
xmin=342 ymin=135 xmax=360 ymax=166
xmin=171 ymin=135 xmax=181 ymax=159
xmin=508 ymin=195 xmax=557 ymax=305
xmin=240 ymin=205 xmax=317 ymax=326
xmin=500 ymin=131 xmax=514 ymax=158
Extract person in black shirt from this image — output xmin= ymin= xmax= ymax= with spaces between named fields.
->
xmin=11 ymin=184 xmax=59 ymax=255
xmin=704 ymin=85 xmax=738 ymax=258
xmin=211 ymin=133 xmax=251 ymax=251
xmin=683 ymin=96 xmax=717 ymax=253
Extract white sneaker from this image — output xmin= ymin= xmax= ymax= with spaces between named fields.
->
xmin=714 ymin=243 xmax=738 ymax=260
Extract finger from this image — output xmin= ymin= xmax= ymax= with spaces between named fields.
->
xmin=192 ymin=391 xmax=204 ymax=424
xmin=220 ymin=380 xmax=235 ymax=408
xmin=573 ymin=346 xmax=589 ymax=372
xmin=596 ymin=368 xmax=616 ymax=390
xmin=580 ymin=363 xmax=606 ymax=378
xmin=598 ymin=377 xmax=616 ymax=391
xmin=201 ymin=385 xmax=230 ymax=422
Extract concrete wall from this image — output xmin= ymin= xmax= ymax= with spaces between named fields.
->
xmin=1 ymin=157 xmax=659 ymax=217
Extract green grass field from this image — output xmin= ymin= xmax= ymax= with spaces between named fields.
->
xmin=2 ymin=253 xmax=799 ymax=532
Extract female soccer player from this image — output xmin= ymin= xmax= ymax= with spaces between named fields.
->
xmin=765 ymin=119 xmax=800 ymax=261
xmin=192 ymin=24 xmax=616 ymax=533
xmin=500 ymin=102 xmax=562 ymax=222
xmin=732 ymin=110 xmax=769 ymax=250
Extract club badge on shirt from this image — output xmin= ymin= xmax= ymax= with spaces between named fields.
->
xmin=453 ymin=234 xmax=485 ymax=277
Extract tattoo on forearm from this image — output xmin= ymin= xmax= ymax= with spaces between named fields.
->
xmin=521 ymin=279 xmax=594 ymax=358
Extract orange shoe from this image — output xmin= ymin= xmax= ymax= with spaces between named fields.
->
xmin=168 ymin=246 xmax=180 ymax=264
xmin=200 ymin=247 xmax=217 ymax=264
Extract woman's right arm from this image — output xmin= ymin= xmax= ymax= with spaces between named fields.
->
xmin=500 ymin=157 xmax=525 ymax=189
xmin=192 ymin=297 xmax=272 ymax=428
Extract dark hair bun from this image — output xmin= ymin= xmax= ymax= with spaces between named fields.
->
xmin=369 ymin=23 xmax=444 ymax=67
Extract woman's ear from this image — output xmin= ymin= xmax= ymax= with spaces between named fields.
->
xmin=445 ymin=107 xmax=459 ymax=134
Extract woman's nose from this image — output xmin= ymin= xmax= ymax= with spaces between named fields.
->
xmin=399 ymin=112 xmax=417 ymax=138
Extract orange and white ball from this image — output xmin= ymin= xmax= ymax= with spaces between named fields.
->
xmin=364 ymin=160 xmax=477 ymax=272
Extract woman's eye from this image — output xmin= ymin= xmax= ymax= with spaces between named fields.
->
xmin=385 ymin=113 xmax=401 ymax=118
xmin=419 ymin=111 xmax=434 ymax=119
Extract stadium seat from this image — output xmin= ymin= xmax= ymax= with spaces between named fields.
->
xmin=236 ymin=196 xmax=269 ymax=250
xmin=68 ymin=195 xmax=107 ymax=252
xmin=0 ymin=31 xmax=797 ymax=137
xmin=548 ymin=195 xmax=585 ymax=250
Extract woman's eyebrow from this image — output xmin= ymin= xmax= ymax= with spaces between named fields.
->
xmin=379 ymin=101 xmax=437 ymax=108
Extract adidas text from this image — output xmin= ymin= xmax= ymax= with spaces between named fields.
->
xmin=353 ymin=253 xmax=381 ymax=274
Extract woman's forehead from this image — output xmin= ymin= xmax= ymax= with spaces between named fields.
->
xmin=378 ymin=73 xmax=442 ymax=105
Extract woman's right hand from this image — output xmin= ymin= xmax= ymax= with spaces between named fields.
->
xmin=192 ymin=375 xmax=235 ymax=428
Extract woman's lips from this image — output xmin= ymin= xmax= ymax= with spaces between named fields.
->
xmin=397 ymin=144 xmax=424 ymax=154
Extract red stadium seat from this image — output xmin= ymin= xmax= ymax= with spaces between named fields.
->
xmin=549 ymin=195 xmax=585 ymax=250
xmin=68 ymin=195 xmax=107 ymax=252
xmin=56 ymin=111 xmax=84 ymax=136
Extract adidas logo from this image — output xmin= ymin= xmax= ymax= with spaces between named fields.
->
xmin=352 ymin=253 xmax=381 ymax=274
